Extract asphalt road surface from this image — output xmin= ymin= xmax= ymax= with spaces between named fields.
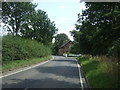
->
xmin=2 ymin=56 xmax=86 ymax=89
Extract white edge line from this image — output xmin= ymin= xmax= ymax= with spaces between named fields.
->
xmin=76 ymin=59 xmax=84 ymax=90
xmin=0 ymin=57 xmax=53 ymax=78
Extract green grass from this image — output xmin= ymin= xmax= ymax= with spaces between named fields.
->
xmin=2 ymin=56 xmax=51 ymax=73
xmin=77 ymin=56 xmax=118 ymax=88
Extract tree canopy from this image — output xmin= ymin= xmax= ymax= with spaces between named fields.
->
xmin=71 ymin=2 xmax=120 ymax=58
xmin=2 ymin=2 xmax=58 ymax=45
xmin=2 ymin=2 xmax=36 ymax=36
xmin=21 ymin=9 xmax=58 ymax=45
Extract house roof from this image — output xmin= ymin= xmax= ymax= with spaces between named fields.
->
xmin=59 ymin=40 xmax=72 ymax=48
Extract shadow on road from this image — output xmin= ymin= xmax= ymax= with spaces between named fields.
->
xmin=2 ymin=58 xmax=81 ymax=88
xmin=36 ymin=66 xmax=79 ymax=79
xmin=3 ymin=77 xmax=80 ymax=88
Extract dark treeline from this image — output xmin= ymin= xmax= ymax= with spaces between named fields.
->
xmin=2 ymin=2 xmax=58 ymax=61
xmin=71 ymin=2 xmax=120 ymax=60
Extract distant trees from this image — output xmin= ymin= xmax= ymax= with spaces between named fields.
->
xmin=53 ymin=33 xmax=70 ymax=55
xmin=71 ymin=2 xmax=120 ymax=58
xmin=2 ymin=2 xmax=58 ymax=45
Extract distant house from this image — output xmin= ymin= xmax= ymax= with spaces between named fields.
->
xmin=58 ymin=41 xmax=73 ymax=56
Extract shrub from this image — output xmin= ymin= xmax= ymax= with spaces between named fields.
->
xmin=2 ymin=35 xmax=51 ymax=62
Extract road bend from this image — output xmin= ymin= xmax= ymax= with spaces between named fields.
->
xmin=2 ymin=56 xmax=84 ymax=88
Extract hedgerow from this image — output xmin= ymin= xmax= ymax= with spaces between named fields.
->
xmin=2 ymin=35 xmax=51 ymax=62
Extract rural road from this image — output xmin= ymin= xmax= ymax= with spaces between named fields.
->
xmin=2 ymin=56 xmax=87 ymax=89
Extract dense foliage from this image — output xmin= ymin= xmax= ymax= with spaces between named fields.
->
xmin=2 ymin=2 xmax=58 ymax=45
xmin=78 ymin=56 xmax=118 ymax=88
xmin=2 ymin=35 xmax=51 ymax=62
xmin=71 ymin=2 xmax=120 ymax=58
xmin=53 ymin=33 xmax=70 ymax=55
xmin=2 ymin=2 xmax=36 ymax=36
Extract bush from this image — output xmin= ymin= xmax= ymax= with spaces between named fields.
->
xmin=2 ymin=35 xmax=51 ymax=62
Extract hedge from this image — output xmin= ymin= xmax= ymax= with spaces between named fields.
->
xmin=2 ymin=35 xmax=51 ymax=62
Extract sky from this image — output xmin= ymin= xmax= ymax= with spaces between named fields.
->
xmin=32 ymin=0 xmax=86 ymax=40
xmin=0 ymin=0 xmax=86 ymax=39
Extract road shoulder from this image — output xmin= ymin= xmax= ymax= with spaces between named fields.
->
xmin=1 ymin=56 xmax=53 ymax=78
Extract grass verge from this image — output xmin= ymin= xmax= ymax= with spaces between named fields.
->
xmin=77 ymin=56 xmax=118 ymax=88
xmin=2 ymin=56 xmax=51 ymax=73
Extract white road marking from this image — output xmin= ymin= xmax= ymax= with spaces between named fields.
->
xmin=77 ymin=61 xmax=84 ymax=90
xmin=1 ymin=56 xmax=85 ymax=89
xmin=0 ymin=59 xmax=51 ymax=78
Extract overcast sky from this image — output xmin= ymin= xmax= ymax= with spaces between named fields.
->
xmin=33 ymin=0 xmax=86 ymax=40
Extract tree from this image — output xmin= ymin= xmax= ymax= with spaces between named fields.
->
xmin=2 ymin=2 xmax=37 ymax=36
xmin=21 ymin=9 xmax=58 ymax=45
xmin=2 ymin=2 xmax=58 ymax=45
xmin=71 ymin=2 xmax=120 ymax=57
xmin=53 ymin=33 xmax=70 ymax=55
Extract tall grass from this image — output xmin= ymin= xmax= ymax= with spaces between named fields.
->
xmin=77 ymin=56 xmax=118 ymax=88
